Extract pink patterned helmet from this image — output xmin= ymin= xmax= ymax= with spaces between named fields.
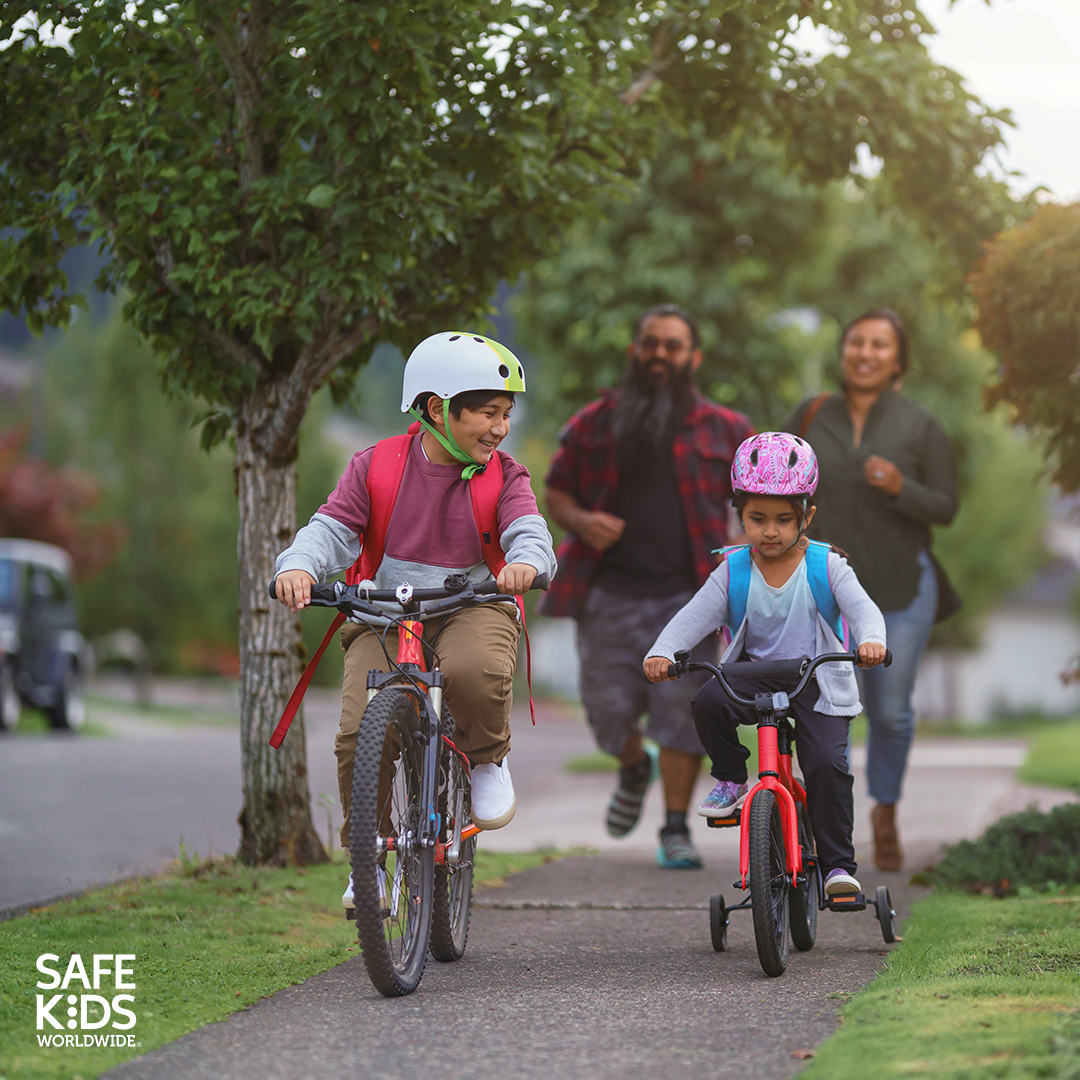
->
xmin=731 ymin=432 xmax=818 ymax=498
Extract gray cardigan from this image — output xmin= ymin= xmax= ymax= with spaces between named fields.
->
xmin=648 ymin=550 xmax=887 ymax=716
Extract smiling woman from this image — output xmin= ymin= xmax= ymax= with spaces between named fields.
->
xmin=786 ymin=309 xmax=959 ymax=875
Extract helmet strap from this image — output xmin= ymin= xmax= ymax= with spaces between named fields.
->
xmin=408 ymin=404 xmax=484 ymax=479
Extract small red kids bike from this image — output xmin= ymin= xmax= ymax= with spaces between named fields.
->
xmin=667 ymin=649 xmax=898 ymax=977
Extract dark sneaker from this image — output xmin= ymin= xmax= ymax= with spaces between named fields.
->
xmin=824 ymin=868 xmax=861 ymax=896
xmin=605 ymin=745 xmax=658 ymax=838
xmin=657 ymin=828 xmax=703 ymax=870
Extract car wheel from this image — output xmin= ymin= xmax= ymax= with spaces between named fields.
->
xmin=48 ymin=661 xmax=86 ymax=731
xmin=0 ymin=662 xmax=20 ymax=732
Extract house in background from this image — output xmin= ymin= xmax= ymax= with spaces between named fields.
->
xmin=914 ymin=498 xmax=1080 ymax=723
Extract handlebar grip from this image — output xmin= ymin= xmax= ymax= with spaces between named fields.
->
xmin=666 ymin=664 xmax=678 ymax=679
xmin=268 ymin=580 xmax=278 ymax=600
xmin=884 ymin=648 xmax=893 ymax=668
xmin=532 ymin=573 xmax=550 ymax=591
xmin=310 ymin=583 xmax=338 ymax=603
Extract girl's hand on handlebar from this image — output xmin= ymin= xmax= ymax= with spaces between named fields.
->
xmin=275 ymin=570 xmax=316 ymax=613
xmin=857 ymin=641 xmax=887 ymax=668
xmin=497 ymin=562 xmax=537 ymax=596
xmin=643 ymin=655 xmax=675 ymax=683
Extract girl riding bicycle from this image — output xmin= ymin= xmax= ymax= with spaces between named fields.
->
xmin=643 ymin=432 xmax=886 ymax=897
xmin=273 ymin=333 xmax=556 ymax=908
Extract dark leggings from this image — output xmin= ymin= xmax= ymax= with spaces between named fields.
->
xmin=691 ymin=675 xmax=856 ymax=874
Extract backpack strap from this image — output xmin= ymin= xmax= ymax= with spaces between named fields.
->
xmin=804 ymin=539 xmax=843 ymax=639
xmin=469 ymin=450 xmax=508 ymax=578
xmin=353 ymin=428 xmax=417 ymax=584
xmin=724 ymin=545 xmax=753 ymax=633
xmin=797 ymin=392 xmax=831 ymax=440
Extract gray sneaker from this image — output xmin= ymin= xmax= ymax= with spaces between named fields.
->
xmin=657 ymin=828 xmax=703 ymax=870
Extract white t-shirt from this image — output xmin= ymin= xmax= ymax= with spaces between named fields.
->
xmin=744 ymin=557 xmax=817 ymax=662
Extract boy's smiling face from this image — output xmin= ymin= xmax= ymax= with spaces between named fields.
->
xmin=426 ymin=394 xmax=514 ymax=467
xmin=740 ymin=494 xmax=815 ymax=557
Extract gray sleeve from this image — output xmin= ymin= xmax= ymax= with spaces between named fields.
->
xmin=647 ymin=564 xmax=730 ymax=660
xmin=501 ymin=514 xmax=558 ymax=579
xmin=828 ymin=552 xmax=886 ymax=646
xmin=893 ymin=416 xmax=958 ymax=526
xmin=275 ymin=512 xmax=360 ymax=582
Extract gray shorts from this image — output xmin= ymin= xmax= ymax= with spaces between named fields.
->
xmin=576 ymin=585 xmax=717 ymax=757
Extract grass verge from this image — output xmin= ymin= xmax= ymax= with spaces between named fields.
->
xmin=802 ymin=890 xmax=1080 ymax=1080
xmin=0 ymin=847 xmax=566 ymax=1080
xmin=1019 ymin=719 xmax=1080 ymax=791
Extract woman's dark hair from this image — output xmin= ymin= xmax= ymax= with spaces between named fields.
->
xmin=411 ymin=390 xmax=516 ymax=424
xmin=731 ymin=489 xmax=815 ymax=529
xmin=840 ymin=308 xmax=909 ymax=377
xmin=634 ymin=303 xmax=701 ymax=349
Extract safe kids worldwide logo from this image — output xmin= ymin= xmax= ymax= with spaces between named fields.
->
xmin=34 ymin=953 xmax=141 ymax=1049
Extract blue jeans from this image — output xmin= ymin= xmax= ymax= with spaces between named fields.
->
xmin=861 ymin=550 xmax=937 ymax=805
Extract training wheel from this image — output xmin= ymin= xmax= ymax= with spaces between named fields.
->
xmin=875 ymin=885 xmax=897 ymax=944
xmin=710 ymin=893 xmax=729 ymax=952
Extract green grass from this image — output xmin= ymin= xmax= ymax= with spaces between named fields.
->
xmin=1019 ymin=720 xmax=1080 ymax=791
xmin=13 ymin=709 xmax=110 ymax=738
xmin=803 ymin=890 xmax=1080 ymax=1080
xmin=85 ymin=694 xmax=239 ymax=727
xmin=0 ymin=847 xmax=563 ymax=1080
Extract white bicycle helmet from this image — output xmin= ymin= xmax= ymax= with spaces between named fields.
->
xmin=400 ymin=332 xmax=526 ymax=412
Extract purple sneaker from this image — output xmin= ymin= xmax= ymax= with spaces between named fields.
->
xmin=696 ymin=780 xmax=749 ymax=819
xmin=824 ymin=869 xmax=861 ymax=896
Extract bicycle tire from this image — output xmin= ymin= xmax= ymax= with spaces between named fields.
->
xmin=709 ymin=893 xmax=728 ymax=953
xmin=789 ymin=801 xmax=819 ymax=952
xmin=876 ymin=885 xmax=897 ymax=944
xmin=430 ymin=706 xmax=475 ymax=962
xmin=350 ymin=689 xmax=434 ymax=997
xmin=749 ymin=789 xmax=790 ymax=976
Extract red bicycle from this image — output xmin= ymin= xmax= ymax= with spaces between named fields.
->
xmin=272 ymin=572 xmax=547 ymax=996
xmin=667 ymin=649 xmax=898 ymax=976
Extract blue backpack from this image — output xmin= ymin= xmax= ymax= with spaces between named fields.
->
xmin=722 ymin=539 xmax=843 ymax=640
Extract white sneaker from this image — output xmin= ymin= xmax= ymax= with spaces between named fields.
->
xmin=471 ymin=759 xmax=516 ymax=830
xmin=342 ymin=875 xmax=354 ymax=910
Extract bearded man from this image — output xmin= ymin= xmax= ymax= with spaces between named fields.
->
xmin=541 ymin=304 xmax=754 ymax=868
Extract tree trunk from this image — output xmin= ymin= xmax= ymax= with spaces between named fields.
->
xmin=235 ymin=394 xmax=326 ymax=866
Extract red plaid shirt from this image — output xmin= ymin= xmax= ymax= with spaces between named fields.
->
xmin=539 ymin=388 xmax=755 ymax=618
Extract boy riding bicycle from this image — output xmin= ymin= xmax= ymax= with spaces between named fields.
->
xmin=644 ymin=433 xmax=887 ymax=897
xmin=273 ymin=333 xmax=556 ymax=908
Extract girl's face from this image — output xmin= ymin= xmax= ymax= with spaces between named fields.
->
xmin=741 ymin=495 xmax=814 ymax=558
xmin=431 ymin=394 xmax=514 ymax=466
xmin=841 ymin=318 xmax=902 ymax=394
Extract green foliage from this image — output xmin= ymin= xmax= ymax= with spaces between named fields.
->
xmin=928 ymin=803 xmax=1080 ymax=896
xmin=803 ymin=890 xmax=1080 ymax=1080
xmin=34 ymin=305 xmax=341 ymax=673
xmin=971 ymin=202 xmax=1080 ymax=493
xmin=1019 ymin=720 xmax=1080 ymax=792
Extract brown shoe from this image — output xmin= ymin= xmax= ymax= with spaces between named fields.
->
xmin=871 ymin=803 xmax=903 ymax=871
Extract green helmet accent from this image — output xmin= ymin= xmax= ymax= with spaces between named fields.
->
xmin=401 ymin=331 xmax=526 ymax=478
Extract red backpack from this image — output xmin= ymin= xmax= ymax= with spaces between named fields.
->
xmin=269 ymin=424 xmax=533 ymax=748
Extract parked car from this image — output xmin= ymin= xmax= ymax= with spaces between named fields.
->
xmin=0 ymin=539 xmax=88 ymax=731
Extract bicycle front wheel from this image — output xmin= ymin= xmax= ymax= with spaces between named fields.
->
xmin=749 ymin=789 xmax=790 ymax=976
xmin=429 ymin=707 xmax=475 ymax=962
xmin=350 ymin=689 xmax=434 ymax=997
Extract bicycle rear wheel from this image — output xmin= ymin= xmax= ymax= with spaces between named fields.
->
xmin=789 ymin=801 xmax=819 ymax=952
xmin=430 ymin=708 xmax=475 ymax=962
xmin=350 ymin=689 xmax=434 ymax=997
xmin=749 ymin=789 xmax=790 ymax=976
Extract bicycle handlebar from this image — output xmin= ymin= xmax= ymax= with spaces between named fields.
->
xmin=668 ymin=647 xmax=893 ymax=710
xmin=268 ymin=572 xmax=550 ymax=619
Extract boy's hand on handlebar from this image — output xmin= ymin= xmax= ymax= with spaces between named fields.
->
xmin=496 ymin=562 xmax=537 ymax=596
xmin=643 ymin=655 xmax=675 ymax=683
xmin=857 ymin=641 xmax=887 ymax=668
xmin=275 ymin=570 xmax=316 ymax=613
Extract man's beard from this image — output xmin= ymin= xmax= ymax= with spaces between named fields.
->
xmin=611 ymin=359 xmax=695 ymax=454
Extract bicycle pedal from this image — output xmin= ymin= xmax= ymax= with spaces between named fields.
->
xmin=344 ymin=908 xmax=356 ymax=921
xmin=705 ymin=810 xmax=740 ymax=829
xmin=825 ymin=891 xmax=867 ymax=911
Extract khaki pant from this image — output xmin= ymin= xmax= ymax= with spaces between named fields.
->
xmin=335 ymin=602 xmax=520 ymax=847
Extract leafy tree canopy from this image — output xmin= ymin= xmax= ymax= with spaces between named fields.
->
xmin=971 ymin=202 xmax=1080 ymax=493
